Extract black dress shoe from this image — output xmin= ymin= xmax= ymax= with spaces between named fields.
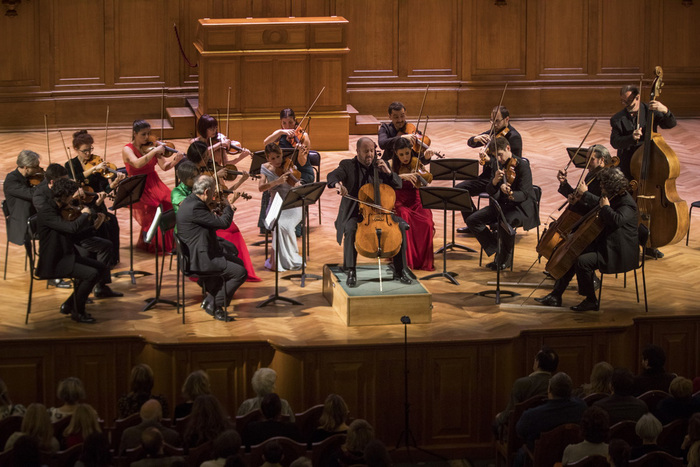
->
xmin=202 ymin=299 xmax=216 ymax=317
xmin=60 ymin=301 xmax=73 ymax=315
xmin=93 ymin=285 xmax=123 ymax=298
xmin=213 ymin=307 xmax=234 ymax=322
xmin=71 ymin=313 xmax=96 ymax=324
xmin=396 ymin=269 xmax=413 ymax=285
xmin=593 ymin=275 xmax=601 ymax=291
xmin=200 ymin=294 xmax=214 ymax=311
xmin=486 ymin=261 xmax=507 ymax=271
xmin=346 ymin=268 xmax=357 ymax=288
xmin=534 ymin=294 xmax=562 ymax=307
xmin=571 ymin=297 xmax=599 ymax=312
xmin=456 ymin=227 xmax=471 ymax=234
xmin=49 ymin=278 xmax=72 ymax=289
xmin=644 ymin=247 xmax=664 ymax=259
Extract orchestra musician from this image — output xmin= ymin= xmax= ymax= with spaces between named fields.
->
xmin=122 ymin=120 xmax=184 ymax=253
xmin=610 ymin=84 xmax=676 ymax=259
xmin=36 ymin=178 xmax=113 ymax=323
xmin=465 ymin=137 xmax=538 ymax=271
xmin=3 ymin=150 xmax=42 ymax=250
xmin=457 ymin=105 xmax=523 ymax=234
xmin=327 ymin=137 xmax=412 ymax=287
xmin=536 ymin=168 xmax=639 ymax=312
xmin=556 ymin=145 xmax=612 ymax=216
xmin=391 ymin=138 xmax=435 ymax=271
xmin=186 ymin=114 xmax=252 ymax=175
xmin=175 ymin=174 xmax=248 ymax=322
xmin=378 ymin=101 xmax=436 ymax=163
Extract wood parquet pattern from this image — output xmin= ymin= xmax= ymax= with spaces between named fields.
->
xmin=1 ymin=119 xmax=700 ymax=346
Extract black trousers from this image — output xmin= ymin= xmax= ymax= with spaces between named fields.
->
xmin=466 ymin=203 xmax=525 ymax=261
xmin=96 ymin=212 xmax=120 ymax=265
xmin=75 ymin=236 xmax=113 ymax=286
xmin=341 ymin=215 xmax=409 ymax=273
xmin=456 ymin=177 xmax=489 ymax=224
xmin=551 ymin=250 xmax=600 ymax=300
xmin=66 ymin=256 xmax=108 ymax=314
xmin=201 ymin=252 xmax=248 ymax=308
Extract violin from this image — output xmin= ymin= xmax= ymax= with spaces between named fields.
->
xmin=500 ymin=157 xmax=518 ymax=200
xmin=205 ymin=160 xmax=259 ymax=182
xmin=83 ymin=154 xmax=119 ymax=180
xmin=26 ymin=166 xmax=45 ymax=186
xmin=285 ymin=126 xmax=307 ymax=147
xmin=400 ymin=122 xmax=445 ymax=158
xmin=207 ymin=191 xmax=251 ymax=214
xmin=479 ymin=126 xmax=510 ymax=166
xmin=141 ymin=135 xmax=178 ymax=157
xmin=60 ymin=202 xmax=83 ymax=221
xmin=399 ymin=157 xmax=433 ymax=188
xmin=276 ymin=164 xmax=301 ymax=186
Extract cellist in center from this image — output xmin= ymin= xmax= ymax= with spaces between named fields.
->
xmin=327 ymin=137 xmax=412 ymax=288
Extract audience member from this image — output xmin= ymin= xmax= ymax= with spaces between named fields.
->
xmin=8 ymin=435 xmax=43 ymax=467
xmin=364 ymin=439 xmax=392 ymax=467
xmin=562 ymin=405 xmax=610 ymax=465
xmin=312 ymin=393 xmax=350 ymax=443
xmin=629 ymin=413 xmax=667 ymax=460
xmin=74 ymin=431 xmax=113 ymax=467
xmin=224 ymin=455 xmax=248 ymax=467
xmin=119 ymin=399 xmax=180 ymax=454
xmin=594 ymin=368 xmax=648 ymax=424
xmin=48 ymin=376 xmax=86 ymax=422
xmin=328 ymin=419 xmax=374 ymax=467
xmin=289 ymin=457 xmax=313 ymax=467
xmin=493 ymin=345 xmax=559 ymax=435
xmin=201 ymin=429 xmax=242 ymax=467
xmin=183 ymin=394 xmax=233 ymax=449
xmin=608 ymin=438 xmax=631 ymax=467
xmin=117 ymin=364 xmax=169 ymax=419
xmin=682 ymin=413 xmax=700 ymax=466
xmin=63 ymin=403 xmax=101 ymax=448
xmin=633 ymin=344 xmax=676 ymax=396
xmin=237 ymin=368 xmax=295 ymax=422
xmin=0 ymin=378 xmax=26 ymax=419
xmin=242 ymin=393 xmax=301 ymax=447
xmin=3 ymin=403 xmax=59 ymax=452
xmin=261 ymin=439 xmax=284 ymax=467
xmin=131 ymin=427 xmax=186 ymax=467
xmin=655 ymin=376 xmax=700 ymax=425
xmin=173 ymin=370 xmax=211 ymax=420
xmin=573 ymin=361 xmax=614 ymax=398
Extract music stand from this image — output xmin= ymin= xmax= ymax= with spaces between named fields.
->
xmin=566 ymin=147 xmax=592 ymax=169
xmin=282 ymin=182 xmax=326 ymax=287
xmin=257 ymin=193 xmax=303 ymax=308
xmin=430 ymin=159 xmax=479 ymax=253
xmin=419 ymin=187 xmax=473 ymax=285
xmin=250 ymin=150 xmax=271 ymax=249
xmin=476 ymin=197 xmax=519 ymax=304
xmin=111 ymin=174 xmax=151 ymax=284
xmin=143 ymin=209 xmax=178 ymax=311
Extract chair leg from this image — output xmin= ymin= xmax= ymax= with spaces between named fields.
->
xmin=3 ymin=239 xmax=8 ymax=280
xmin=623 ymin=272 xmax=627 ymax=288
xmin=596 ymin=274 xmax=604 ymax=311
xmin=687 ymin=205 xmax=694 ymax=246
xmin=642 ymin=263 xmax=648 ymax=313
xmin=633 ymin=269 xmax=640 ymax=303
xmin=26 ymin=274 xmax=34 ymax=324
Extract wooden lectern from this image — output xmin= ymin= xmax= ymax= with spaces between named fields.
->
xmin=195 ymin=17 xmax=350 ymax=151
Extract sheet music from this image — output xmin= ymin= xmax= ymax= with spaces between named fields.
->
xmin=144 ymin=206 xmax=162 ymax=244
xmin=264 ymin=193 xmax=283 ymax=230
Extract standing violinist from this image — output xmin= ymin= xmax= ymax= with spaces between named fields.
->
xmin=457 ymin=105 xmax=522 ymax=234
xmin=3 ymin=150 xmax=42 ymax=250
xmin=610 ymin=84 xmax=676 ymax=259
xmin=391 ymin=138 xmax=435 ymax=271
xmin=535 ymin=168 xmax=639 ymax=312
xmin=327 ymin=137 xmax=412 ymax=287
xmin=465 ymin=137 xmax=538 ymax=271
xmin=122 ymin=120 xmax=184 ymax=253
xmin=378 ymin=102 xmax=436 ymax=163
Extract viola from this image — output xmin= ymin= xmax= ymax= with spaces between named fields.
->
xmin=26 ymin=166 xmax=45 ymax=186
xmin=83 ymin=154 xmax=119 ymax=180
xmin=399 ymin=157 xmax=433 ymax=188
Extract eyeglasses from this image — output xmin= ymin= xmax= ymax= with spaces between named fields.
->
xmin=79 ymin=147 xmax=94 ymax=155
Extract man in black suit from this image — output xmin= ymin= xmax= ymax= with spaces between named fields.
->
xmin=327 ymin=137 xmax=412 ymax=287
xmin=377 ymin=101 xmax=436 ymax=164
xmin=594 ymin=367 xmax=649 ymax=425
xmin=465 ymin=137 xmax=539 ymax=271
xmin=3 ymin=149 xmax=41 ymax=249
xmin=175 ymin=174 xmax=247 ymax=321
xmin=36 ymin=178 xmax=110 ymax=323
xmin=536 ymin=167 xmax=639 ymax=312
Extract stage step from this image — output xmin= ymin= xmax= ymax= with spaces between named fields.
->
xmin=145 ymin=106 xmax=196 ymax=140
xmin=348 ymin=104 xmax=380 ymax=135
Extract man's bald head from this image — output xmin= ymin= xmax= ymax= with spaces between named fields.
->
xmin=140 ymin=399 xmax=163 ymax=422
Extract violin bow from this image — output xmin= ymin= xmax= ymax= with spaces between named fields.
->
xmin=160 ymin=87 xmax=165 ymax=142
xmin=563 ymin=119 xmax=597 ymax=173
xmin=636 ymin=74 xmax=643 ymax=131
xmin=487 ymin=83 xmax=509 ymax=142
xmin=43 ymin=114 xmax=52 ymax=164
xmin=59 ymin=130 xmax=79 ymax=181
xmin=414 ymin=84 xmax=430 ymax=137
xmin=288 ymin=86 xmax=325 ymax=164
xmin=104 ymin=106 xmax=110 ymax=163
xmin=226 ymin=86 xmax=231 ymax=138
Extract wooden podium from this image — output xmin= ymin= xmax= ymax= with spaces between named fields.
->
xmin=194 ymin=17 xmax=350 ymax=151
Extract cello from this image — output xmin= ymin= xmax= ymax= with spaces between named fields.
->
xmin=629 ymin=66 xmax=688 ymax=248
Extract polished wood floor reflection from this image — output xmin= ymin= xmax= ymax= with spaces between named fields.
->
xmin=1 ymin=119 xmax=700 ymax=345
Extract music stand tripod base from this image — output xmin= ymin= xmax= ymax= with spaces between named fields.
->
xmin=476 ymin=289 xmax=519 ymax=303
xmin=422 ymin=270 xmax=459 ymax=285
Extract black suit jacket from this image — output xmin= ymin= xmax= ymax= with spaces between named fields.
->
xmin=326 ymin=157 xmax=402 ymax=245
xmin=594 ymin=191 xmax=639 ymax=274
xmin=175 ymin=194 xmax=233 ymax=273
xmin=467 ymin=125 xmax=523 ymax=181
xmin=35 ymin=201 xmax=92 ymax=278
xmin=377 ymin=122 xmax=430 ymax=163
xmin=486 ymin=157 xmax=539 ymax=231
xmin=558 ymin=169 xmax=602 ymax=216
xmin=32 ymin=179 xmax=53 ymax=212
xmin=3 ymin=169 xmax=36 ymax=245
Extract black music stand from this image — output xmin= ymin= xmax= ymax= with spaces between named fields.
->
xmin=429 ymin=158 xmax=479 ymax=253
xmin=250 ymin=150 xmax=272 ymax=249
xmin=282 ymin=182 xmax=326 ymax=287
xmin=111 ymin=174 xmax=151 ymax=284
xmin=143 ymin=209 xmax=178 ymax=311
xmin=476 ymin=197 xmax=519 ymax=304
xmin=567 ymin=146 xmax=592 ymax=169
xmin=419 ymin=187 xmax=473 ymax=285
xmin=257 ymin=192 xmax=304 ymax=308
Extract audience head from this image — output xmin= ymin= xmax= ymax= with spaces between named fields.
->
xmin=635 ymin=413 xmax=662 ymax=444
xmin=364 ymin=439 xmax=392 ymax=467
xmin=251 ymin=368 xmax=277 ymax=397
xmin=130 ymin=363 xmax=155 ymax=395
xmin=224 ymin=455 xmax=248 ymax=467
xmin=289 ymin=457 xmax=313 ymax=467
xmin=641 ymin=344 xmax=666 ymax=370
xmin=345 ymin=419 xmax=375 ymax=454
xmin=182 ymin=370 xmax=211 ymax=402
xmin=589 ymin=361 xmax=614 ymax=394
xmin=11 ymin=435 xmax=42 ymax=467
xmin=21 ymin=403 xmax=54 ymax=450
xmin=79 ymin=431 xmax=113 ymax=466
xmin=319 ymin=393 xmax=349 ymax=431
xmin=0 ymin=378 xmax=12 ymax=408
xmin=548 ymin=372 xmax=573 ymax=399
xmin=16 ymin=149 xmax=41 ymax=169
xmin=57 ymin=376 xmax=86 ymax=405
xmin=261 ymin=392 xmax=282 ymax=421
xmin=580 ymin=406 xmax=610 ymax=444
xmin=688 ymin=413 xmax=700 ymax=443
xmin=44 ymin=163 xmax=68 ymax=183
xmin=608 ymin=438 xmax=631 ymax=467
xmin=263 ymin=439 xmax=284 ymax=463
xmin=212 ymin=429 xmax=242 ymax=459
xmin=141 ymin=426 xmax=164 ymax=457
xmin=140 ymin=399 xmax=163 ymax=422
xmin=64 ymin=403 xmax=101 ymax=438
xmin=185 ymin=394 xmax=232 ymax=447
xmin=611 ymin=368 xmax=635 ymax=396
xmin=669 ymin=376 xmax=693 ymax=399
xmin=176 ymin=160 xmax=200 ymax=188
xmin=534 ymin=345 xmax=559 ymax=373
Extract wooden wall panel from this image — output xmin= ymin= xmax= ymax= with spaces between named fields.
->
xmin=598 ymin=0 xmax=645 ymax=75
xmin=114 ymin=0 xmax=165 ymax=84
xmin=538 ymin=0 xmax=588 ymax=76
xmin=471 ymin=0 xmax=527 ymax=77
xmin=0 ymin=0 xmax=42 ymax=87
xmin=660 ymin=1 xmax=700 ymax=76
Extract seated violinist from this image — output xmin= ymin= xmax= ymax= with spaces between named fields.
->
xmin=175 ymin=174 xmax=248 ymax=322
xmin=186 ymin=114 xmax=252 ymax=175
xmin=391 ymin=138 xmax=435 ymax=271
xmin=3 ymin=149 xmax=42 ymax=249
xmin=36 ymin=178 xmax=112 ymax=323
xmin=326 ymin=137 xmax=412 ymax=287
xmin=465 ymin=137 xmax=538 ymax=271
xmin=378 ymin=101 xmax=436 ymax=163
xmin=536 ymin=167 xmax=639 ymax=312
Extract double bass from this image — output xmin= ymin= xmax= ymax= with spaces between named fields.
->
xmin=629 ymin=66 xmax=688 ymax=248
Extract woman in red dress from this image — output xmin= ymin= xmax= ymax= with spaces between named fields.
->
xmin=121 ymin=120 xmax=184 ymax=253
xmin=391 ymin=138 xmax=435 ymax=271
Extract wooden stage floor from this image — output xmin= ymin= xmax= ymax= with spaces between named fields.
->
xmin=2 ymin=119 xmax=700 ymax=347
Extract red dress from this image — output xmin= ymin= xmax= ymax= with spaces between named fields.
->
xmin=124 ymin=143 xmax=174 ymax=253
xmin=216 ymin=223 xmax=262 ymax=282
xmin=395 ymin=180 xmax=435 ymax=271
